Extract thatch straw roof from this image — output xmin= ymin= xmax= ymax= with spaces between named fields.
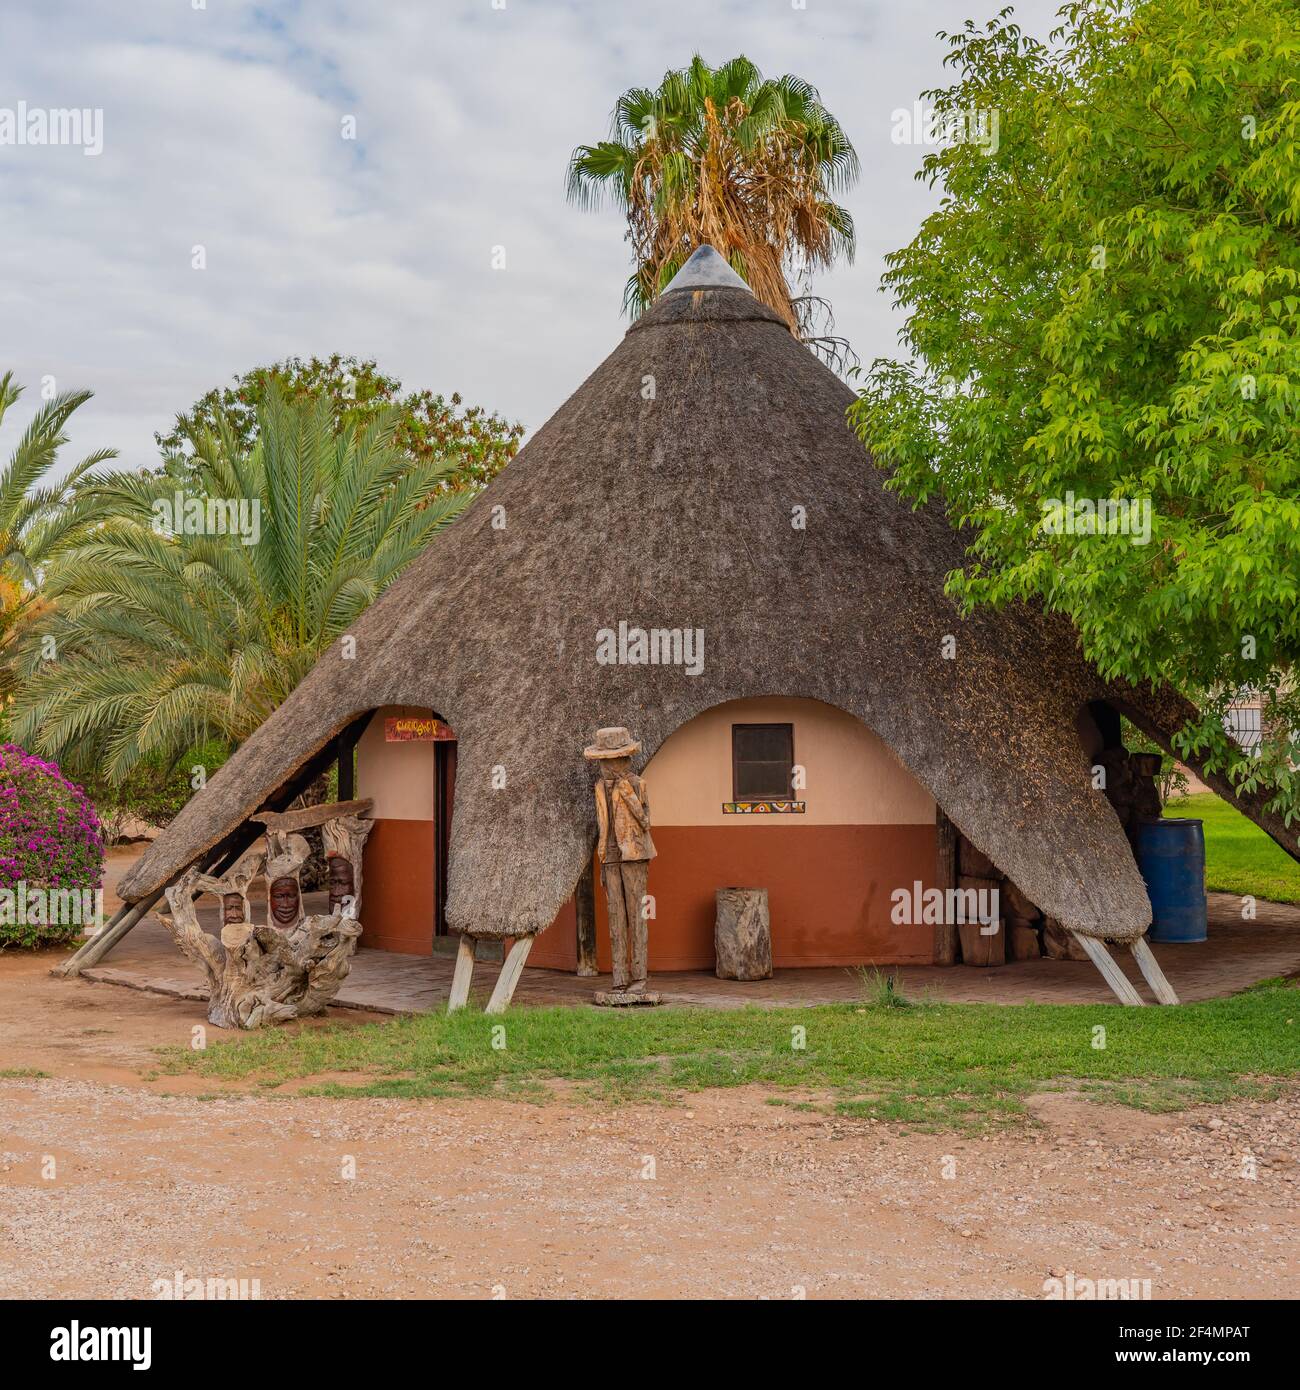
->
xmin=118 ymin=247 xmax=1297 ymax=943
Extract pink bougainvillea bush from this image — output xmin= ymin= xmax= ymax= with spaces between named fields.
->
xmin=0 ymin=744 xmax=105 ymax=948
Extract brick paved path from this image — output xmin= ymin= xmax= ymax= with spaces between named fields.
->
xmin=80 ymin=890 xmax=1300 ymax=1013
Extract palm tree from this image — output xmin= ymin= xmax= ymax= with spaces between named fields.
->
xmin=10 ymin=385 xmax=469 ymax=778
xmin=0 ymin=372 xmax=115 ymax=689
xmin=567 ymin=54 xmax=858 ymax=338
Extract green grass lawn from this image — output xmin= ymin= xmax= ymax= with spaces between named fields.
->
xmin=1167 ymin=792 xmax=1300 ymax=904
xmin=161 ymin=981 xmax=1300 ymax=1131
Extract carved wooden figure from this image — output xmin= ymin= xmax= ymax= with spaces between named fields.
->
xmin=192 ymin=844 xmax=265 ymax=928
xmin=585 ymin=726 xmax=662 ymax=1006
xmin=264 ymin=830 xmax=310 ymax=931
xmin=321 ymin=813 xmax=373 ymax=918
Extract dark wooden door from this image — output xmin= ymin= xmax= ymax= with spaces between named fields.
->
xmin=434 ymin=740 xmax=457 ymax=936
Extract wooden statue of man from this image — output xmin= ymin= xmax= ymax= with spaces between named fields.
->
xmin=584 ymin=726 xmax=658 ymax=1001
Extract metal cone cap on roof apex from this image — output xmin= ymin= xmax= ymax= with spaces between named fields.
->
xmin=661 ymin=245 xmax=751 ymax=295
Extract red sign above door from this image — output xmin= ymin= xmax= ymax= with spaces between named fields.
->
xmin=385 ymin=716 xmax=455 ymax=742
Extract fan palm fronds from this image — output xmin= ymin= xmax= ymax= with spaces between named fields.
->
xmin=567 ymin=54 xmax=858 ymax=339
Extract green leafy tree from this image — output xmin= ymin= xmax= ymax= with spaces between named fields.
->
xmin=850 ymin=0 xmax=1300 ymax=820
xmin=12 ymin=385 xmax=469 ymax=778
xmin=156 ymin=354 xmax=523 ymax=493
xmin=0 ymin=373 xmax=114 ymax=689
xmin=567 ymin=54 xmax=859 ymax=346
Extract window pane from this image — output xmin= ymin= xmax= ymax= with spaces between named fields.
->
xmin=736 ymin=761 xmax=790 ymax=799
xmin=734 ymin=725 xmax=791 ymax=764
xmin=733 ymin=724 xmax=793 ymax=800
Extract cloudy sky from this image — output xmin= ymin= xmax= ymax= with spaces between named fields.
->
xmin=2 ymin=0 xmax=1061 ymax=469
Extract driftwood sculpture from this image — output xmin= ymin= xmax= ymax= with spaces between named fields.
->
xmin=161 ymin=865 xmax=361 ymax=1029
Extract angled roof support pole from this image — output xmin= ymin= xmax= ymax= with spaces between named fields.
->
xmin=1129 ymin=936 xmax=1180 ymax=1004
xmin=485 ymin=935 xmax=536 ymax=1014
xmin=1070 ymin=930 xmax=1147 ymax=1006
xmin=53 ymin=891 xmax=165 ymax=978
xmin=448 ymin=933 xmax=538 ymax=1013
xmin=447 ymin=932 xmax=476 ymax=1011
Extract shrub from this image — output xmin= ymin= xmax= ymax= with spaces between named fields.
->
xmin=76 ymin=740 xmax=228 ymax=844
xmin=0 ymin=744 xmax=104 ymax=948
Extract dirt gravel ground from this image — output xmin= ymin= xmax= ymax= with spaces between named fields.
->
xmin=1 ymin=949 xmax=1297 ymax=1300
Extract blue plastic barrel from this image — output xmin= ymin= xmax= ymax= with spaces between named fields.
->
xmin=1134 ymin=818 xmax=1207 ymax=943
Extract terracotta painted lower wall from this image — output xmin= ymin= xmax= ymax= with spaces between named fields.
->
xmin=529 ymin=823 xmax=939 ymax=971
xmin=360 ymin=817 xmax=435 ymax=954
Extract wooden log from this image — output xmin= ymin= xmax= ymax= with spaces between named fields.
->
xmin=934 ymin=809 xmax=959 ymax=965
xmin=1007 ymin=922 xmax=1042 ymax=960
xmin=252 ymin=799 xmax=373 ymax=834
xmin=1043 ymin=917 xmax=1090 ymax=961
xmin=957 ymin=918 xmax=1005 ymax=967
xmin=575 ymin=858 xmax=598 ymax=977
xmin=956 ymin=875 xmax=1003 ymax=967
xmin=1071 ymin=931 xmax=1146 ymax=1006
xmin=282 ymin=914 xmax=364 ymax=1016
xmin=1130 ymin=936 xmax=1180 ymax=1005
xmin=485 ymin=934 xmax=535 ymax=1014
xmin=957 ymin=834 xmax=1000 ymax=879
xmin=447 ymin=932 xmax=476 ymax=1012
xmin=714 ymin=888 xmax=772 ymax=981
xmin=1001 ymin=879 xmax=1040 ymax=920
xmin=321 ymin=814 xmax=374 ymax=918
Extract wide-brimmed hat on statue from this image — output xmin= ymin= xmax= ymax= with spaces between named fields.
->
xmin=584 ymin=726 xmax=641 ymax=760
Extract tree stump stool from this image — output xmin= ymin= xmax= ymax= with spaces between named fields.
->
xmin=715 ymin=888 xmax=772 ymax=981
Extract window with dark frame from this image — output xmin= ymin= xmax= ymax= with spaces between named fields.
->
xmin=731 ymin=723 xmax=794 ymax=802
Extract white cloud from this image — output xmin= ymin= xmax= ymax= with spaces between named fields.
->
xmin=0 ymin=0 xmax=1063 ymax=469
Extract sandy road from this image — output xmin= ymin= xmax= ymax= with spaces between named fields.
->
xmin=0 ymin=949 xmax=1296 ymax=1300
xmin=1 ymin=1077 xmax=1296 ymax=1300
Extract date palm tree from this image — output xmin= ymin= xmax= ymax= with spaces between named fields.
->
xmin=10 ymin=385 xmax=469 ymax=779
xmin=567 ymin=54 xmax=858 ymax=338
xmin=0 ymin=372 xmax=114 ymax=689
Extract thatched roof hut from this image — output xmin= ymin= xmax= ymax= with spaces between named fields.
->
xmin=117 ymin=247 xmax=1296 ymax=945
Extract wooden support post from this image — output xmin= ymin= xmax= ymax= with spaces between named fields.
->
xmin=575 ymin=858 xmax=598 ymax=977
xmin=337 ymin=727 xmax=359 ymax=802
xmin=54 ymin=889 xmax=166 ymax=977
xmin=1130 ymin=936 xmax=1180 ymax=1005
xmin=485 ymin=934 xmax=535 ymax=1014
xmin=447 ymin=933 xmax=476 ymax=1012
xmin=933 ymin=807 xmax=958 ymax=965
xmin=1071 ymin=931 xmax=1146 ymax=1006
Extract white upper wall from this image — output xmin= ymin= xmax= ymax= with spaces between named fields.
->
xmin=356 ymin=705 xmax=436 ymax=820
xmin=644 ymin=696 xmax=936 ymax=827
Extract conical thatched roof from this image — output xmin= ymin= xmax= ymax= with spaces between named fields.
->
xmin=118 ymin=248 xmax=1297 ymax=943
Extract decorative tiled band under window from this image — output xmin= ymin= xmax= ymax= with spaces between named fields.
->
xmin=722 ymin=800 xmax=806 ymax=814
